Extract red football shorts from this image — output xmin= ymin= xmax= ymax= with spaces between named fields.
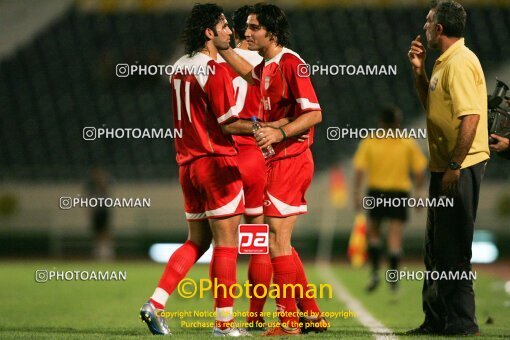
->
xmin=264 ymin=149 xmax=314 ymax=217
xmin=179 ymin=156 xmax=244 ymax=221
xmin=236 ymin=144 xmax=267 ymax=216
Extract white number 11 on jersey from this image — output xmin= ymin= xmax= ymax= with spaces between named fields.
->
xmin=173 ymin=79 xmax=192 ymax=122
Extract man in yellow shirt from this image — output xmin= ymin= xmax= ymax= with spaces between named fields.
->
xmin=353 ymin=106 xmax=426 ymax=293
xmin=408 ymin=0 xmax=489 ymax=336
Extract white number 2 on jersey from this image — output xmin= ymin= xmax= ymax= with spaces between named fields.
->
xmin=173 ymin=79 xmax=192 ymax=122
xmin=232 ymin=76 xmax=248 ymax=112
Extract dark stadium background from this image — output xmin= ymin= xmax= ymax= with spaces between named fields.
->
xmin=0 ymin=0 xmax=509 ymax=260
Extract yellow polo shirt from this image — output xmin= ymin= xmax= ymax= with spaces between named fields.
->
xmin=353 ymin=136 xmax=427 ymax=192
xmin=426 ymin=38 xmax=489 ymax=172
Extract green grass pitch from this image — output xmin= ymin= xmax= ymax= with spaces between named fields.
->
xmin=0 ymin=261 xmax=508 ymax=339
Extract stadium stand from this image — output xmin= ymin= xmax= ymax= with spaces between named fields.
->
xmin=1 ymin=6 xmax=510 ymax=180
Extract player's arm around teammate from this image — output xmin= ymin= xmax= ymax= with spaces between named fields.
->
xmin=141 ymin=5 xmax=252 ymax=337
xmin=214 ymin=4 xmax=326 ymax=336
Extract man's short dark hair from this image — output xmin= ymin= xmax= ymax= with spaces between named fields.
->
xmin=380 ymin=105 xmax=402 ymax=128
xmin=252 ymin=3 xmax=290 ymax=47
xmin=232 ymin=5 xmax=253 ymax=41
xmin=182 ymin=3 xmax=224 ymax=57
xmin=430 ymin=0 xmax=466 ymax=38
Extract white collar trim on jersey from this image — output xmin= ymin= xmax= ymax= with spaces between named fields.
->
xmin=264 ymin=47 xmax=304 ymax=66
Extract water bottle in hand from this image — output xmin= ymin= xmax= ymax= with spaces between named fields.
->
xmin=251 ymin=116 xmax=275 ymax=158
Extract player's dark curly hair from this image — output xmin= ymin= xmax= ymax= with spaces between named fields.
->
xmin=430 ymin=0 xmax=466 ymax=38
xmin=182 ymin=3 xmax=224 ymax=57
xmin=232 ymin=5 xmax=253 ymax=41
xmin=252 ymin=3 xmax=290 ymax=47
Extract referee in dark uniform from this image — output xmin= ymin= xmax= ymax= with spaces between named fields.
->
xmin=407 ymin=0 xmax=489 ymax=335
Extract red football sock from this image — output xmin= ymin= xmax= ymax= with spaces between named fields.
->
xmin=247 ymin=253 xmax=272 ymax=322
xmin=208 ymin=247 xmax=218 ymax=310
xmin=210 ymin=247 xmax=237 ymax=309
xmin=272 ymin=255 xmax=299 ymax=329
xmin=150 ymin=240 xmax=205 ymax=309
xmin=149 ymin=298 xmax=165 ymax=310
xmin=292 ymin=247 xmax=321 ymax=317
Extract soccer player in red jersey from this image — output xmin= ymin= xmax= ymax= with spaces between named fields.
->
xmin=219 ymin=6 xmax=265 ymax=226
xmin=218 ymin=5 xmax=272 ymax=329
xmin=139 ymin=4 xmax=256 ymax=337
xmin=216 ymin=3 xmax=327 ymax=336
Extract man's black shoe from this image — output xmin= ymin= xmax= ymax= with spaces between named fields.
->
xmin=444 ymin=329 xmax=480 ymax=336
xmin=404 ymin=324 xmax=441 ymax=335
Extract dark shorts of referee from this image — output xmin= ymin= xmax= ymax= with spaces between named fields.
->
xmin=366 ymin=189 xmax=409 ymax=222
xmin=421 ymin=161 xmax=486 ymax=335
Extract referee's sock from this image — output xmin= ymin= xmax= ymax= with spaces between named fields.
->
xmin=388 ymin=252 xmax=401 ymax=271
xmin=368 ymin=243 xmax=382 ymax=276
xmin=388 ymin=252 xmax=401 ymax=291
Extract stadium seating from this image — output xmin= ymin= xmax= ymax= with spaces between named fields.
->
xmin=1 ymin=6 xmax=509 ymax=180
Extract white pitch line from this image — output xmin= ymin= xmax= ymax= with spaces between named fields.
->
xmin=318 ymin=264 xmax=398 ymax=340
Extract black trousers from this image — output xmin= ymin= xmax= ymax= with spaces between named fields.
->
xmin=422 ymin=161 xmax=486 ymax=334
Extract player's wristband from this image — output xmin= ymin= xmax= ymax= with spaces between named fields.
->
xmin=278 ymin=127 xmax=287 ymax=141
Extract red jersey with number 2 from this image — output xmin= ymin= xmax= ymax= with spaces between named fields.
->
xmin=218 ymin=48 xmax=263 ymax=146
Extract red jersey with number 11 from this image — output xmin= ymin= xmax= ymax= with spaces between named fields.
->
xmin=170 ymin=53 xmax=239 ymax=165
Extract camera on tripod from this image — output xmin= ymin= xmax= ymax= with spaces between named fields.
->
xmin=488 ymin=79 xmax=510 ymax=144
